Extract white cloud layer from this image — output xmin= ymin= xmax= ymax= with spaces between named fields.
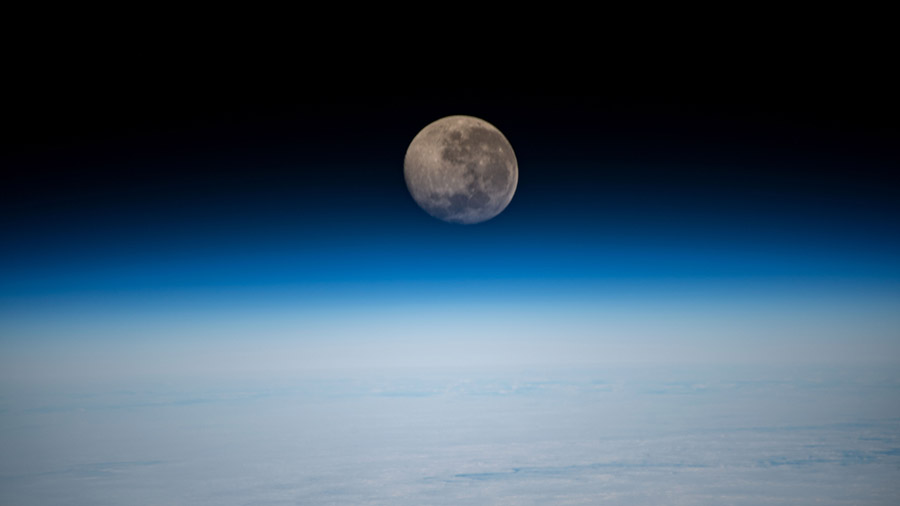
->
xmin=1 ymin=364 xmax=898 ymax=505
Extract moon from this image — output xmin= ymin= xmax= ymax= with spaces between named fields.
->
xmin=404 ymin=115 xmax=518 ymax=224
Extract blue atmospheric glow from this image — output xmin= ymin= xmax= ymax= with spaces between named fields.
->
xmin=2 ymin=95 xmax=899 ymax=504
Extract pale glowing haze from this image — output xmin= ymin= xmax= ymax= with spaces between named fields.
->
xmin=3 ymin=279 xmax=897 ymax=386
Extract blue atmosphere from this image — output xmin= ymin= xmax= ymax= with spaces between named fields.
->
xmin=2 ymin=86 xmax=899 ymax=504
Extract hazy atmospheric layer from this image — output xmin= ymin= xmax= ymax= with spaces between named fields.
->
xmin=1 ymin=364 xmax=898 ymax=505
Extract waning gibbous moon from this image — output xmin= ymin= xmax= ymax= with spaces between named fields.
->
xmin=404 ymin=115 xmax=518 ymax=224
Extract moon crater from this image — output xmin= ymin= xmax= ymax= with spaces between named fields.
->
xmin=404 ymin=116 xmax=518 ymax=224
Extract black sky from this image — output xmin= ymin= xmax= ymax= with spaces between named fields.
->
xmin=3 ymin=52 xmax=899 ymax=284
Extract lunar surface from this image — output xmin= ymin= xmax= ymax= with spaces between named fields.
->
xmin=404 ymin=115 xmax=518 ymax=224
